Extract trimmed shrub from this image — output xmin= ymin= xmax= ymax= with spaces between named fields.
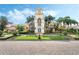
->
xmin=67 ymin=28 xmax=77 ymax=34
xmin=12 ymin=31 xmax=17 ymax=36
xmin=63 ymin=31 xmax=68 ymax=36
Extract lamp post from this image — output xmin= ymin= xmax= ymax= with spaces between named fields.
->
xmin=38 ymin=34 xmax=41 ymax=40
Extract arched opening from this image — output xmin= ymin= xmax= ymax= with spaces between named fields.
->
xmin=38 ymin=28 xmax=41 ymax=32
xmin=37 ymin=18 xmax=41 ymax=26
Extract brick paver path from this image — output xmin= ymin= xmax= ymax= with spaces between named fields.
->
xmin=0 ymin=41 xmax=79 ymax=55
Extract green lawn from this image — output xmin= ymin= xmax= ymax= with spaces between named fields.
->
xmin=16 ymin=36 xmax=38 ymax=40
xmin=15 ymin=35 xmax=68 ymax=41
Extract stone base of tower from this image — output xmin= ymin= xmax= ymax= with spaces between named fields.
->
xmin=35 ymin=33 xmax=44 ymax=36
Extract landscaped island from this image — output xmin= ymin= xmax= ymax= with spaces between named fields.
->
xmin=15 ymin=35 xmax=69 ymax=41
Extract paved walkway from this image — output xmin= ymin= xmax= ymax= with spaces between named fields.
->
xmin=0 ymin=41 xmax=79 ymax=55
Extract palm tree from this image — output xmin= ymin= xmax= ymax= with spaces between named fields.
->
xmin=45 ymin=15 xmax=55 ymax=33
xmin=57 ymin=16 xmax=71 ymax=25
xmin=45 ymin=15 xmax=55 ymax=23
xmin=71 ymin=20 xmax=78 ymax=25
xmin=0 ymin=16 xmax=8 ymax=31
xmin=57 ymin=16 xmax=78 ymax=30
xmin=56 ymin=17 xmax=64 ymax=23
xmin=26 ymin=15 xmax=34 ymax=23
xmin=56 ymin=17 xmax=64 ymax=25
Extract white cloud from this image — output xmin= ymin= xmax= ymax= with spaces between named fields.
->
xmin=0 ymin=8 xmax=57 ymax=24
xmin=22 ymin=8 xmax=34 ymax=15
xmin=43 ymin=10 xmax=57 ymax=16
xmin=8 ymin=9 xmax=25 ymax=20
xmin=0 ymin=12 xmax=6 ymax=16
xmin=7 ymin=8 xmax=34 ymax=24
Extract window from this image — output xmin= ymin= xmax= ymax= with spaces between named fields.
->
xmin=38 ymin=28 xmax=41 ymax=32
xmin=37 ymin=18 xmax=41 ymax=26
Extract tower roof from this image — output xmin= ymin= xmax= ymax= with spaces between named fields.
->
xmin=35 ymin=8 xmax=43 ymax=15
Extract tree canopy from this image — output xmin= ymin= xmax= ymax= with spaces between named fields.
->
xmin=0 ymin=16 xmax=8 ymax=31
xmin=45 ymin=15 xmax=55 ymax=22
xmin=26 ymin=15 xmax=34 ymax=23
xmin=57 ymin=16 xmax=78 ymax=25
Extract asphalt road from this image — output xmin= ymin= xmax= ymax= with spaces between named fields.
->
xmin=0 ymin=41 xmax=79 ymax=55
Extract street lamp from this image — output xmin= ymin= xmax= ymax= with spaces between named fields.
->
xmin=38 ymin=34 xmax=41 ymax=40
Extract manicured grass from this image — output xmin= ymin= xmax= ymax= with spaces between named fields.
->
xmin=16 ymin=36 xmax=38 ymax=40
xmin=50 ymin=36 xmax=67 ymax=40
xmin=16 ymin=35 xmax=68 ymax=41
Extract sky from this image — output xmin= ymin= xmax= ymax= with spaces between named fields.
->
xmin=0 ymin=4 xmax=79 ymax=24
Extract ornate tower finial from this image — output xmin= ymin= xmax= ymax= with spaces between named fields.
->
xmin=35 ymin=8 xmax=43 ymax=15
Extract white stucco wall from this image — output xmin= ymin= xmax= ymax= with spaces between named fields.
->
xmin=34 ymin=13 xmax=45 ymax=34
